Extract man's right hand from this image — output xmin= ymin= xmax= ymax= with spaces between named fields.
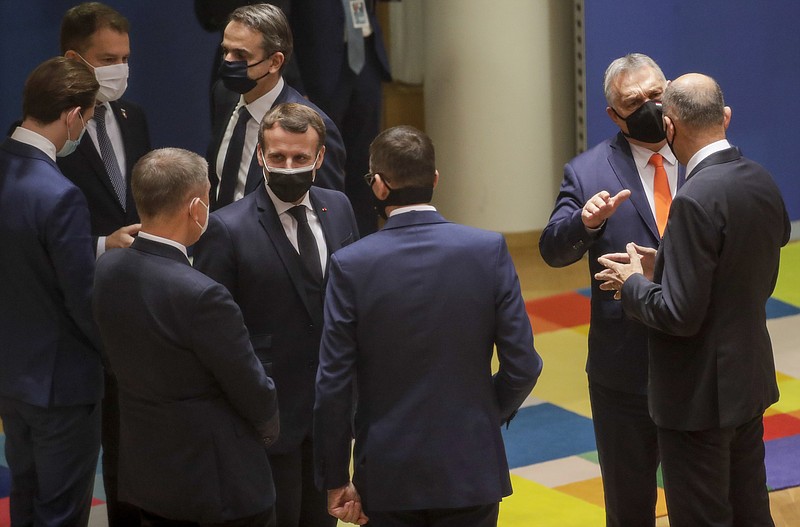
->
xmin=582 ymin=189 xmax=631 ymax=229
xmin=106 ymin=223 xmax=141 ymax=249
xmin=328 ymin=482 xmax=368 ymax=525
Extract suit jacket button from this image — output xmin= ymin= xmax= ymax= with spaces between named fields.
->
xmin=307 ymin=324 xmax=314 ymax=334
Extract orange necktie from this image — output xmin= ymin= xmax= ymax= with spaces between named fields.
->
xmin=650 ymin=153 xmax=672 ymax=236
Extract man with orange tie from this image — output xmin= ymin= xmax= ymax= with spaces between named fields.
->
xmin=539 ymin=53 xmax=683 ymax=527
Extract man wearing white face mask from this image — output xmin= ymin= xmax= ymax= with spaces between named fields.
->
xmin=93 ymin=148 xmax=281 ymax=527
xmin=58 ymin=4 xmax=152 ymax=526
xmin=194 ymin=103 xmax=358 ymax=527
xmin=59 ymin=1 xmax=151 ymax=258
xmin=0 ymin=57 xmax=103 ymax=527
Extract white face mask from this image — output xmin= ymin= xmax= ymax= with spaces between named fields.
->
xmin=191 ymin=197 xmax=210 ymax=236
xmin=57 ymin=112 xmax=86 ymax=158
xmin=94 ymin=63 xmax=129 ymax=103
xmin=77 ymin=54 xmax=129 ymax=103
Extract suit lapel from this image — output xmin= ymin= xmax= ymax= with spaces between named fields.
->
xmin=255 ymin=189 xmax=317 ymax=318
xmin=608 ymin=134 xmax=660 ymax=240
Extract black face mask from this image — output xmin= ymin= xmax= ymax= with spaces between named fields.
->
xmin=615 ymin=100 xmax=666 ymax=143
xmin=372 ymin=182 xmax=434 ymax=220
xmin=218 ymin=58 xmax=270 ymax=94
xmin=261 ymin=152 xmax=318 ymax=203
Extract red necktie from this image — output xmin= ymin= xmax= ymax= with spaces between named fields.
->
xmin=649 ymin=153 xmax=672 ymax=236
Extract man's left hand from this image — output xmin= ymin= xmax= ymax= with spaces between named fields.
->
xmin=596 ymin=242 xmax=645 ymax=299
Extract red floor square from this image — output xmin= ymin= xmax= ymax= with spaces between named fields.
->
xmin=526 ymin=292 xmax=591 ymax=333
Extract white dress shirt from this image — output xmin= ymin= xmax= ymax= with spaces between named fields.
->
xmin=11 ymin=127 xmax=56 ymax=161
xmin=686 ymin=139 xmax=732 ymax=178
xmin=265 ymin=185 xmax=328 ymax=275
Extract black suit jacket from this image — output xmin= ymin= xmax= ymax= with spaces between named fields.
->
xmin=93 ymin=237 xmax=279 ymax=522
xmin=622 ymin=147 xmax=791 ymax=430
xmin=193 ymin=184 xmax=358 ymax=453
xmin=57 ymin=99 xmax=151 ymax=243
xmin=208 ymin=81 xmax=346 ymax=211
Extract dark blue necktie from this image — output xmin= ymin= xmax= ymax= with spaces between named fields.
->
xmin=218 ymin=105 xmax=251 ymax=208
xmin=94 ymin=104 xmax=126 ymax=210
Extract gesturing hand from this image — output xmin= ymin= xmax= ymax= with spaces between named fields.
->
xmin=582 ymin=189 xmax=632 ymax=229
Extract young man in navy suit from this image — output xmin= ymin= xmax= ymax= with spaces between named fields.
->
xmin=598 ymin=73 xmax=790 ymax=527
xmin=209 ymin=3 xmax=345 ymax=210
xmin=0 ymin=57 xmax=102 ymax=527
xmin=94 ymin=148 xmax=280 ymax=527
xmin=58 ymin=5 xmax=152 ymax=524
xmin=194 ymin=102 xmax=358 ymax=527
xmin=539 ymin=54 xmax=681 ymax=526
xmin=314 ymin=125 xmax=542 ymax=527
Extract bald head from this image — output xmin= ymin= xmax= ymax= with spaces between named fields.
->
xmin=662 ymin=73 xmax=726 ymax=130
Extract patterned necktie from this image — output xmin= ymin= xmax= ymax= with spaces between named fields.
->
xmin=288 ymin=205 xmax=323 ymax=283
xmin=342 ymin=0 xmax=365 ymax=74
xmin=94 ymin=104 xmax=126 ymax=210
xmin=649 ymin=153 xmax=672 ymax=236
xmin=217 ymin=105 xmax=251 ymax=208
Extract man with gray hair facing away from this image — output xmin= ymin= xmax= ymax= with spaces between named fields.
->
xmin=93 ymin=148 xmax=280 ymax=527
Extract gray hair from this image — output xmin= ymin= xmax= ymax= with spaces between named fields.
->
xmin=132 ymin=148 xmax=208 ymax=218
xmin=228 ymin=3 xmax=293 ymax=70
xmin=603 ymin=53 xmax=666 ymax=107
xmin=662 ymin=75 xmax=726 ymax=129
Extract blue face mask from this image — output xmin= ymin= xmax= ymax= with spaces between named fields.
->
xmin=218 ymin=57 xmax=270 ymax=94
xmin=57 ymin=112 xmax=86 ymax=158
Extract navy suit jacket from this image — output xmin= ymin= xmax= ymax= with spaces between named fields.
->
xmin=539 ymin=133 xmax=685 ymax=394
xmin=57 ymin=99 xmax=151 ymax=243
xmin=622 ymin=147 xmax=791 ymax=430
xmin=289 ymin=0 xmax=391 ymax=101
xmin=0 ymin=137 xmax=103 ymax=407
xmin=208 ymin=81 xmax=346 ymax=210
xmin=193 ymin=184 xmax=358 ymax=453
xmin=93 ymin=237 xmax=279 ymax=522
xmin=314 ymin=210 xmax=542 ymax=511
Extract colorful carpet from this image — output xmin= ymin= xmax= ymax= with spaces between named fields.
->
xmin=498 ymin=241 xmax=800 ymax=526
xmin=0 ymin=242 xmax=798 ymax=526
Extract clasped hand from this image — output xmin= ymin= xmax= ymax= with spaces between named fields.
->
xmin=595 ymin=242 xmax=656 ymax=299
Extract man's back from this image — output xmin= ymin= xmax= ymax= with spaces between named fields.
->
xmin=316 ymin=209 xmax=541 ymax=511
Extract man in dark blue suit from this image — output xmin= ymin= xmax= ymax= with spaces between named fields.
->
xmin=209 ymin=3 xmax=345 ymax=211
xmin=289 ymin=0 xmax=392 ymax=236
xmin=57 ymin=6 xmax=152 ymax=524
xmin=93 ymin=148 xmax=280 ymax=527
xmin=194 ymin=103 xmax=359 ymax=527
xmin=539 ymin=54 xmax=682 ymax=526
xmin=0 ymin=57 xmax=102 ymax=527
xmin=598 ymin=73 xmax=790 ymax=527
xmin=314 ymin=125 xmax=542 ymax=527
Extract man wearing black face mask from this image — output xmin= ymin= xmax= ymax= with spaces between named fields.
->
xmin=194 ymin=102 xmax=358 ymax=527
xmin=208 ymin=3 xmax=345 ymax=211
xmin=539 ymin=53 xmax=684 ymax=527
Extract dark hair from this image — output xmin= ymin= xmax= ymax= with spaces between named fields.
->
xmin=132 ymin=148 xmax=209 ymax=219
xmin=260 ymin=103 xmax=326 ymax=152
xmin=229 ymin=3 xmax=293 ymax=71
xmin=22 ymin=57 xmax=98 ymax=124
xmin=60 ymin=2 xmax=129 ymax=55
xmin=369 ymin=126 xmax=436 ymax=188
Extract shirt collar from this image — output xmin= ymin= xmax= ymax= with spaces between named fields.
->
xmin=240 ymin=77 xmax=285 ymax=122
xmin=389 ymin=204 xmax=437 ymax=217
xmin=137 ymin=231 xmax=190 ymax=261
xmin=11 ymin=127 xmax=57 ymax=161
xmin=686 ymin=139 xmax=732 ymax=177
xmin=629 ymin=141 xmax=678 ymax=171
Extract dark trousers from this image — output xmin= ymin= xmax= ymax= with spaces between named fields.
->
xmin=0 ymin=397 xmax=101 ymax=527
xmin=267 ymin=436 xmax=335 ymax=527
xmin=312 ymin=35 xmax=384 ymax=237
xmin=139 ymin=507 xmax=274 ymax=527
xmin=589 ymin=381 xmax=659 ymax=527
xmin=364 ymin=503 xmax=499 ymax=527
xmin=102 ymin=371 xmax=142 ymax=526
xmin=658 ymin=414 xmax=774 ymax=527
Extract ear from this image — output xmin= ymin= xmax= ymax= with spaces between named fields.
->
xmin=256 ymin=144 xmax=264 ymax=167
xmin=373 ymin=175 xmax=390 ymax=199
xmin=315 ymin=145 xmax=326 ymax=169
xmin=269 ymin=51 xmax=285 ymax=74
xmin=64 ymin=50 xmax=80 ymax=61
xmin=432 ymin=170 xmax=439 ymax=189
xmin=723 ymin=106 xmax=732 ymax=130
xmin=663 ymin=115 xmax=674 ymax=142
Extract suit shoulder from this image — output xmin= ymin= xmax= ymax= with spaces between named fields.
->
xmin=567 ymin=136 xmax=620 ymax=169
